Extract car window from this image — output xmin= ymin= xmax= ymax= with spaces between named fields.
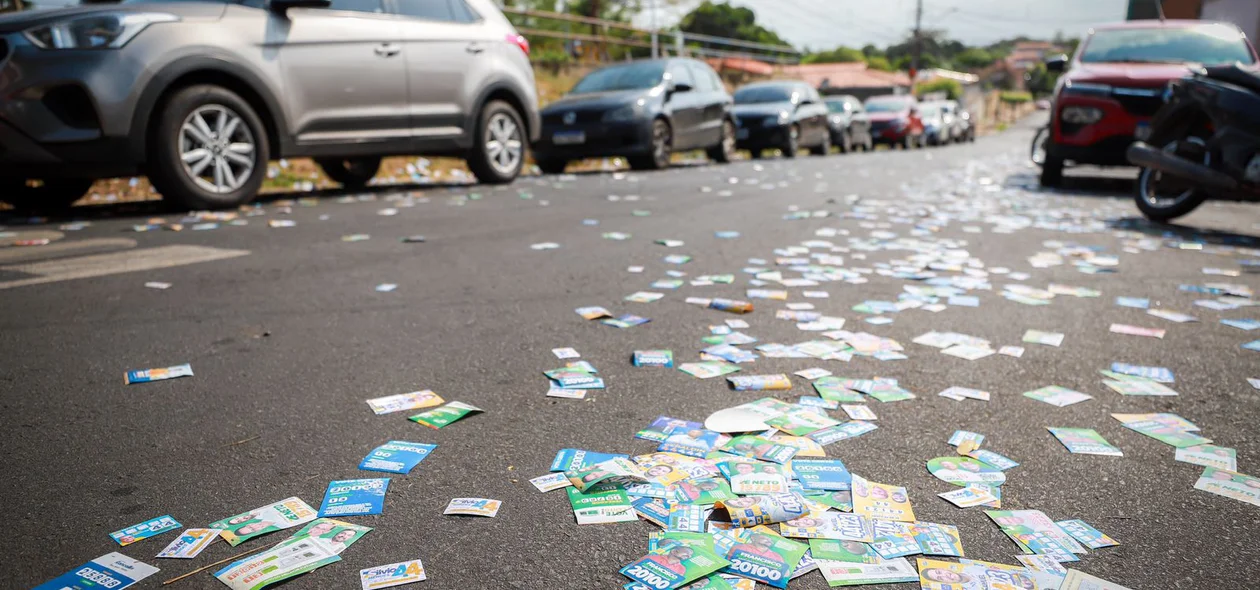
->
xmin=734 ymin=85 xmax=795 ymax=104
xmin=668 ymin=63 xmax=695 ymax=88
xmin=393 ymin=0 xmax=454 ymax=20
xmin=572 ymin=62 xmax=666 ymax=94
xmin=686 ymin=63 xmax=717 ymax=92
xmin=448 ymin=0 xmax=480 ymax=22
xmin=1081 ymin=24 xmax=1255 ymax=65
xmin=708 ymin=69 xmax=727 ymax=94
xmin=329 ymin=0 xmax=385 ymax=13
xmin=849 ymin=100 xmax=864 ymax=114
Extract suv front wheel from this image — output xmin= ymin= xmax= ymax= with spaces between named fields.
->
xmin=149 ymin=85 xmax=270 ymax=210
xmin=0 ymin=178 xmax=94 ymax=213
xmin=468 ymin=100 xmax=526 ymax=184
xmin=317 ymin=157 xmax=381 ymax=188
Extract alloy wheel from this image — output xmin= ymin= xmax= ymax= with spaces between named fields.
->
xmin=179 ymin=105 xmax=256 ymax=194
xmin=485 ymin=112 xmax=524 ymax=176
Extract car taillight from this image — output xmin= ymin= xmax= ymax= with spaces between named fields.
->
xmin=507 ymin=33 xmax=529 ymax=57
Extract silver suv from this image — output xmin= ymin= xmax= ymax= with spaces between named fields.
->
xmin=0 ymin=0 xmax=540 ymax=212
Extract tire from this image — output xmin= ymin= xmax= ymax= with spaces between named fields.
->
xmin=0 ymin=178 xmax=94 ymax=214
xmin=535 ymin=158 xmax=568 ymax=175
xmin=810 ymin=132 xmax=831 ymax=156
xmin=902 ymin=135 xmax=915 ymax=150
xmin=706 ymin=119 xmax=736 ymax=164
xmin=863 ymin=136 xmax=874 ymax=151
xmin=836 ymin=131 xmax=851 ymax=154
xmin=781 ymin=125 xmax=800 ymax=158
xmin=629 ymin=119 xmax=672 ymax=170
xmin=1040 ymin=155 xmax=1064 ymax=187
xmin=1030 ymin=127 xmax=1049 ymax=166
xmin=148 ymin=84 xmax=270 ymax=210
xmin=316 ymin=156 xmax=381 ymax=188
xmin=467 ymin=100 xmax=526 ymax=184
xmin=1135 ymin=166 xmax=1205 ymax=222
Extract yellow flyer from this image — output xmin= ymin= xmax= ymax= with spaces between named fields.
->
xmin=851 ymin=475 xmax=915 ymax=523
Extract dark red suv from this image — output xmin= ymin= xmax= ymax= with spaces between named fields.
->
xmin=1041 ymin=20 xmax=1258 ymax=187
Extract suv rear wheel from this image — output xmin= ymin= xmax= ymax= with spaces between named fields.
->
xmin=706 ymin=119 xmax=736 ymax=164
xmin=630 ymin=119 xmax=673 ymax=170
xmin=0 ymin=178 xmax=94 ymax=214
xmin=316 ymin=157 xmax=381 ymax=188
xmin=468 ymin=100 xmax=526 ymax=184
xmin=149 ymin=85 xmax=269 ymax=210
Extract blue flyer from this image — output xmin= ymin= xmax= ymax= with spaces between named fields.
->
xmin=35 ymin=553 xmax=159 ymax=590
xmin=109 ymin=514 xmax=181 ymax=546
xmin=1110 ymin=362 xmax=1174 ymax=383
xmin=791 ymin=458 xmax=852 ymax=491
xmin=359 ymin=441 xmax=437 ymax=474
xmin=319 ymin=478 xmax=390 ymax=517
xmin=633 ymin=350 xmax=675 ymax=367
xmin=550 ymin=448 xmax=628 ymax=472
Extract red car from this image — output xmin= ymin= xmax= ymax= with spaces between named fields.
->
xmin=1041 ymin=20 xmax=1258 ymax=187
xmin=863 ymin=95 xmax=926 ymax=149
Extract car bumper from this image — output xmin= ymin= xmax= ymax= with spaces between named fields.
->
xmin=1047 ymin=136 xmax=1142 ymax=166
xmin=1049 ymin=95 xmax=1152 ymax=166
xmin=532 ymin=120 xmax=654 ymax=160
xmin=735 ymin=124 xmax=790 ymax=149
xmin=872 ymin=128 xmax=910 ymax=143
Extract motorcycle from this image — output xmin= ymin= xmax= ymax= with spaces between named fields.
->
xmin=1126 ymin=63 xmax=1260 ymax=222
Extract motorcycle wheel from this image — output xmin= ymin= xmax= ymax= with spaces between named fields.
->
xmin=1134 ymin=139 xmax=1208 ymax=223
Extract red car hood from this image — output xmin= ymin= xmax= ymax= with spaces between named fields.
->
xmin=1066 ymin=62 xmax=1197 ymax=88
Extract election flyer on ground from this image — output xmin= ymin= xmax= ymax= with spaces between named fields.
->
xmin=292 ymin=519 xmax=372 ymax=554
xmin=1175 ymin=444 xmax=1238 ymax=471
xmin=156 ymin=528 xmax=223 ymax=559
xmin=852 ymin=475 xmax=915 ymax=522
xmin=634 ymin=350 xmax=675 ymax=367
xmin=1120 ymin=419 xmax=1212 ymax=448
xmin=1194 ymin=467 xmax=1260 ymax=508
xmin=717 ymin=493 xmax=808 ymax=527
xmin=530 ymin=472 xmax=573 ymax=492
xmin=779 ymin=512 xmax=872 ymax=542
xmin=1023 ymin=385 xmax=1093 ymax=407
xmin=721 ymin=435 xmax=798 ymax=464
xmin=569 ymin=485 xmax=637 ymax=525
xmin=550 ymin=448 xmax=628 ymax=472
xmin=1060 ymin=568 xmax=1134 ymax=590
xmin=360 ymin=560 xmax=426 ymax=589
xmin=109 ymin=514 xmax=181 ymax=546
xmin=209 ymin=497 xmax=318 ymax=546
xmin=124 ymin=363 xmax=193 ymax=384
xmin=621 ymin=539 xmax=729 ymax=589
xmin=926 ymin=457 xmax=1007 ymax=487
xmin=659 ymin=426 xmax=724 ymax=458
xmin=214 ymin=529 xmax=352 ymax=590
xmin=444 ymin=498 xmax=502 ymax=517
xmin=1048 ymin=428 xmax=1124 ymax=456
xmin=917 ymin=557 xmax=1040 ymax=590
xmin=408 ymin=401 xmax=483 ymax=429
xmin=637 ymin=417 xmax=703 ymax=443
xmin=34 ymin=552 xmax=159 ymax=590
xmin=766 ymin=408 xmax=840 ymax=436
xmin=359 ymin=441 xmax=437 ymax=474
xmin=718 ymin=459 xmax=790 ymax=495
xmin=816 ymin=556 xmax=917 ymax=586
xmin=808 ymin=539 xmax=879 ymax=563
xmin=985 ymin=510 xmax=1087 ymax=555
xmin=566 ymin=457 xmax=649 ymax=491
xmin=319 ymin=478 xmax=389 ymax=517
xmin=722 ymin=528 xmax=807 ymax=589
xmin=365 ymin=391 xmax=444 ymax=415
xmin=791 ymin=458 xmax=851 ymax=491
xmin=1056 ymin=519 xmax=1119 ymax=548
xmin=727 ymin=374 xmax=793 ymax=391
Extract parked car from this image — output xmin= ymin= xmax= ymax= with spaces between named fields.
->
xmin=731 ymin=81 xmax=830 ymax=158
xmin=919 ymin=102 xmax=951 ymax=146
xmin=1040 ymin=20 xmax=1258 ymax=187
xmin=532 ymin=58 xmax=734 ymax=173
xmin=823 ymin=94 xmax=873 ymax=153
xmin=864 ymin=95 xmax=925 ymax=149
xmin=0 ymin=0 xmax=540 ymax=212
xmin=955 ymin=105 xmax=977 ymax=142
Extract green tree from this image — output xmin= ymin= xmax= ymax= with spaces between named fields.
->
xmin=953 ymin=47 xmax=995 ymax=71
xmin=865 ymin=55 xmax=894 ymax=72
xmin=802 ymin=46 xmax=866 ymax=64
xmin=678 ymin=1 xmax=791 ymax=47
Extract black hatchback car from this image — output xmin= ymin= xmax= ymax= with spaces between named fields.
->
xmin=532 ymin=59 xmax=735 ymax=173
xmin=732 ymin=81 xmax=831 ymax=158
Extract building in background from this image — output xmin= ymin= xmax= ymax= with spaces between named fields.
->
xmin=779 ymin=62 xmax=912 ymax=99
xmin=1127 ymin=0 xmax=1259 ymax=45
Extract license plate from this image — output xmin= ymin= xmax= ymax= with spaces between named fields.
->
xmin=1135 ymin=122 xmax=1151 ymax=141
xmin=736 ymin=129 xmax=750 ymax=140
xmin=552 ymin=131 xmax=585 ymax=145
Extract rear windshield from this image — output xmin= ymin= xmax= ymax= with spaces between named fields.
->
xmin=734 ymin=86 xmax=797 ymax=104
xmin=571 ymin=62 xmax=666 ymax=94
xmin=1081 ymin=24 xmax=1255 ymax=66
xmin=825 ymin=101 xmax=849 ymax=113
xmin=864 ymin=99 xmax=910 ymax=113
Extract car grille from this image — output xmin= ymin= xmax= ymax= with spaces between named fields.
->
xmin=869 ymin=121 xmax=891 ymax=133
xmin=736 ymin=116 xmax=766 ymax=129
xmin=1111 ymin=87 xmax=1163 ymax=117
xmin=543 ymin=110 xmax=606 ymax=126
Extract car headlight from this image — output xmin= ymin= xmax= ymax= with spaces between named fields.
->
xmin=23 ymin=12 xmax=177 ymax=50
xmin=1061 ymin=106 xmax=1104 ymax=124
xmin=764 ymin=112 xmax=791 ymax=126
xmin=1061 ymin=82 xmax=1113 ymax=97
xmin=603 ymin=105 xmax=642 ymax=123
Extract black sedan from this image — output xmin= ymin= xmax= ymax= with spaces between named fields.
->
xmin=823 ymin=95 xmax=874 ymax=153
xmin=731 ymin=81 xmax=831 ymax=159
xmin=532 ymin=59 xmax=736 ymax=173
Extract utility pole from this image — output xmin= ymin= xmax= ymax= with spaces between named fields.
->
xmin=910 ymin=0 xmax=923 ymax=83
xmin=650 ymin=0 xmax=659 ymax=58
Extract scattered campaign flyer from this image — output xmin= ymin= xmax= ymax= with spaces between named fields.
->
xmin=1175 ymin=444 xmax=1238 ymax=471
xmin=813 ymin=377 xmax=865 ymax=402
xmin=765 ymin=408 xmax=840 ymax=436
xmin=319 ymin=478 xmax=389 ymax=517
xmin=869 ymin=520 xmax=919 ymax=559
xmin=638 ymin=417 xmax=703 ymax=443
xmin=728 ymin=374 xmax=792 ymax=391
xmin=1056 ymin=519 xmax=1118 ymax=549
xmin=808 ymin=539 xmax=879 ymax=563
xmin=569 ymin=485 xmax=637 ymax=525
xmin=722 ymin=528 xmax=808 ymax=589
xmin=968 ymin=449 xmax=1020 ymax=471
xmin=816 ymin=556 xmax=917 ymax=586
xmin=1060 ymin=568 xmax=1134 ymax=590
xmin=408 ymin=401 xmax=483 ymax=429
xmin=1048 ymin=428 xmax=1124 ymax=456
xmin=110 ymin=515 xmax=181 ymax=546
xmin=210 ymin=497 xmax=318 ymax=546
xmin=634 ymin=350 xmax=675 ymax=368
xmin=124 ymin=363 xmax=192 ymax=384
xmin=791 ymin=458 xmax=851 ymax=491
xmin=852 ymin=475 xmax=915 ymax=522
xmin=910 ymin=522 xmax=964 ymax=557
xmin=1194 ymin=467 xmax=1260 ymax=508
xmin=938 ymin=485 xmax=999 ymax=508
xmin=1015 ymin=554 xmax=1069 ymax=589
xmin=1109 ymin=323 xmax=1166 ymax=338
xmin=291 ymin=518 xmax=372 ymax=554
xmin=1102 ymin=379 xmax=1179 ymax=396
xmin=576 ymin=306 xmax=612 ymax=320
xmin=552 ymin=347 xmax=580 ymax=359
xmin=1023 ymin=386 xmax=1093 ymax=407
xmin=156 ymin=528 xmax=223 ymax=559
xmin=917 ymin=557 xmax=1039 ymax=590
xmin=360 ymin=560 xmax=426 ymax=589
xmin=808 ymin=421 xmax=878 ymax=445
xmin=779 ymin=513 xmax=871 ymax=542
xmin=840 ymin=405 xmax=877 ymax=421
xmin=1148 ymin=308 xmax=1197 ymax=323
xmin=366 ymin=391 xmax=444 ymax=415
xmin=717 ymin=493 xmax=807 ymax=527
xmin=948 ymin=430 xmax=985 ymax=447
xmin=213 ymin=521 xmax=370 ymax=590
xmin=659 ymin=426 xmax=724 ymax=458
xmin=530 ymin=472 xmax=573 ymax=493
xmin=567 ymin=457 xmax=649 ymax=491
xmin=550 ymin=449 xmax=628 ymax=471
xmin=1109 ymin=362 xmax=1174 ymax=383
xmin=1121 ymin=419 xmax=1211 ymax=448
xmin=938 ymin=387 xmax=990 ymax=402
xmin=1023 ymin=330 xmax=1065 ymax=347
xmin=444 ymin=498 xmax=502 ymax=517
xmin=718 ymin=459 xmax=789 ymax=495
xmin=721 ymin=435 xmax=798 ymax=464
xmin=34 ymin=553 xmax=159 ymax=590
xmin=359 ymin=441 xmax=436 ymax=474
xmin=621 ymin=539 xmax=730 ymax=589
xmin=545 ymin=367 xmax=606 ymax=389
xmin=986 ymin=510 xmax=1086 ymax=556
xmin=927 ymin=457 xmax=1006 ymax=487
xmin=668 ymin=504 xmax=709 ymax=533
xmin=679 ymin=361 xmax=741 ymax=379
xmin=795 ymin=368 xmax=832 ymax=380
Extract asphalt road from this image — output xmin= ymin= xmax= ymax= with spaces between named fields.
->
xmin=4 ymin=116 xmax=1259 ymax=590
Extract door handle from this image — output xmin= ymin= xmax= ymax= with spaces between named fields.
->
xmin=466 ymin=43 xmax=484 ymax=54
xmin=375 ymin=43 xmax=401 ymax=58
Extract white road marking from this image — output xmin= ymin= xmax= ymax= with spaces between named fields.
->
xmin=0 ymin=237 xmax=136 ymax=265
xmin=0 ymin=245 xmax=249 ymax=290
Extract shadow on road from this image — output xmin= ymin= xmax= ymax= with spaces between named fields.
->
xmin=1109 ymin=216 xmax=1260 ymax=248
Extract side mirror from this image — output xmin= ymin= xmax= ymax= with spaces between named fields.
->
xmin=270 ymin=0 xmax=331 ymax=14
xmin=672 ymin=83 xmax=694 ymax=93
xmin=1045 ymin=54 xmax=1069 ymax=73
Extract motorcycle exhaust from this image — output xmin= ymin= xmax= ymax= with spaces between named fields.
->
xmin=1127 ymin=142 xmax=1239 ymax=192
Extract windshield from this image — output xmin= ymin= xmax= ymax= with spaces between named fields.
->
xmin=20 ymin=0 xmax=235 ymax=8
xmin=825 ymin=101 xmax=848 ymax=113
xmin=918 ymin=105 xmax=941 ymax=117
xmin=864 ymin=99 xmax=910 ymax=113
xmin=1080 ymin=24 xmax=1255 ymax=65
xmin=734 ymin=86 xmax=797 ymax=105
xmin=571 ymin=62 xmax=666 ymax=94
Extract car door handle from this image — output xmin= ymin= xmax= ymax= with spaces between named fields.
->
xmin=466 ymin=43 xmax=484 ymax=54
xmin=375 ymin=43 xmax=401 ymax=58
